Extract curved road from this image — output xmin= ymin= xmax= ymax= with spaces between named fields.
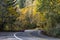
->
xmin=0 ymin=30 xmax=60 ymax=40
xmin=14 ymin=30 xmax=60 ymax=40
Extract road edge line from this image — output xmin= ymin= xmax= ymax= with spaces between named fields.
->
xmin=14 ymin=33 xmax=23 ymax=40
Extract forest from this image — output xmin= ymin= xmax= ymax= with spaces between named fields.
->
xmin=0 ymin=0 xmax=60 ymax=38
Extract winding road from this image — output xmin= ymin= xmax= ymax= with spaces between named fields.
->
xmin=0 ymin=30 xmax=60 ymax=40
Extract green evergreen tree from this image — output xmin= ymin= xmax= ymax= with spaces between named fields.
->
xmin=0 ymin=0 xmax=20 ymax=31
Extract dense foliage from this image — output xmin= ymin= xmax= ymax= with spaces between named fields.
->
xmin=0 ymin=0 xmax=37 ymax=31
xmin=36 ymin=0 xmax=60 ymax=37
xmin=0 ymin=0 xmax=20 ymax=31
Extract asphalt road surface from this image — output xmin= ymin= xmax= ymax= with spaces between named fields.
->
xmin=0 ymin=30 xmax=60 ymax=40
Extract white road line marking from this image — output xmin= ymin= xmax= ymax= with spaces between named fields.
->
xmin=14 ymin=33 xmax=23 ymax=40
